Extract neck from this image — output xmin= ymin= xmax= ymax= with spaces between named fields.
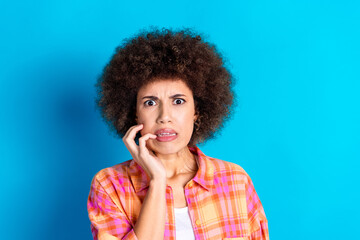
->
xmin=155 ymin=146 xmax=198 ymax=179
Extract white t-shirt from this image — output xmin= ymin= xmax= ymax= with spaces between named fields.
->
xmin=174 ymin=207 xmax=196 ymax=240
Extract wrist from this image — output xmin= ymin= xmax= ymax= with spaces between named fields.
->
xmin=149 ymin=178 xmax=167 ymax=188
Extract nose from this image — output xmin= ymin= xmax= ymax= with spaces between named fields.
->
xmin=157 ymin=103 xmax=172 ymax=124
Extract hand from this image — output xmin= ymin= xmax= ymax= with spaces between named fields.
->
xmin=122 ymin=124 xmax=166 ymax=181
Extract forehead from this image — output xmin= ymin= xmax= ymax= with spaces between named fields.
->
xmin=137 ymin=79 xmax=193 ymax=97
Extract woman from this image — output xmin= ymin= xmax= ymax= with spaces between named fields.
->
xmin=88 ymin=28 xmax=269 ymax=240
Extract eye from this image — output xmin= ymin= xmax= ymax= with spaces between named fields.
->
xmin=173 ymin=98 xmax=185 ymax=105
xmin=144 ymin=100 xmax=156 ymax=106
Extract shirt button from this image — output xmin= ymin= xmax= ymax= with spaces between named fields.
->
xmin=188 ymin=181 xmax=194 ymax=188
xmin=195 ymin=219 xmax=201 ymax=226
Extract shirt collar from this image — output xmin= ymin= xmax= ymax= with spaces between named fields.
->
xmin=129 ymin=145 xmax=214 ymax=193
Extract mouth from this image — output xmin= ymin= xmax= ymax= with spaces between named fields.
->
xmin=154 ymin=129 xmax=178 ymax=142
xmin=156 ymin=132 xmax=177 ymax=137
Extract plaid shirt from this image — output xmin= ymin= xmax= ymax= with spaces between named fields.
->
xmin=87 ymin=146 xmax=269 ymax=240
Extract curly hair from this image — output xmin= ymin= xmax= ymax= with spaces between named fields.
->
xmin=95 ymin=28 xmax=235 ymax=145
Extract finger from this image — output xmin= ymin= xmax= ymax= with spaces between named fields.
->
xmin=123 ymin=124 xmax=143 ymax=148
xmin=138 ymin=133 xmax=157 ymax=154
xmin=123 ymin=124 xmax=143 ymax=140
xmin=123 ymin=124 xmax=143 ymax=154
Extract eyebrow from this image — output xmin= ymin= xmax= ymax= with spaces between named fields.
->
xmin=141 ymin=94 xmax=186 ymax=100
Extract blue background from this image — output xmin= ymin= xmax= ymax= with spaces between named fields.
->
xmin=1 ymin=1 xmax=359 ymax=239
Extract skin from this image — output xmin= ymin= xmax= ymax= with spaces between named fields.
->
xmin=136 ymin=78 xmax=197 ymax=156
xmin=119 ymin=78 xmax=199 ymax=240
xmin=124 ymin=78 xmax=198 ymax=179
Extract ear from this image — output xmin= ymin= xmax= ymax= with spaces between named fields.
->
xmin=194 ymin=111 xmax=199 ymax=121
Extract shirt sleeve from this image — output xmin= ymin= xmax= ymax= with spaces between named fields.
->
xmin=245 ymin=175 xmax=269 ymax=240
xmin=87 ymin=175 xmax=138 ymax=240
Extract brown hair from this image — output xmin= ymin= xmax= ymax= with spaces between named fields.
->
xmin=95 ymin=28 xmax=235 ymax=145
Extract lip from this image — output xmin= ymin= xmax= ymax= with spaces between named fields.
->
xmin=154 ymin=128 xmax=178 ymax=142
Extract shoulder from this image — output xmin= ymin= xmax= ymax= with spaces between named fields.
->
xmin=207 ymin=156 xmax=252 ymax=184
xmin=91 ymin=160 xmax=133 ymax=189
xmin=208 ymin=155 xmax=247 ymax=174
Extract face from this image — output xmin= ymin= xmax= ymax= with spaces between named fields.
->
xmin=136 ymin=79 xmax=197 ymax=155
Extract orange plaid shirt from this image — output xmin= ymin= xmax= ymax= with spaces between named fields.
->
xmin=87 ymin=146 xmax=269 ymax=240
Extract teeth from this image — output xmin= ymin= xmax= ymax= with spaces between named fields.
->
xmin=157 ymin=133 xmax=176 ymax=137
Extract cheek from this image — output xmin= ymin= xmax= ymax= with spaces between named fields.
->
xmin=136 ymin=109 xmax=147 ymax=124
xmin=138 ymin=118 xmax=153 ymax=135
xmin=140 ymin=124 xmax=150 ymax=136
xmin=181 ymin=113 xmax=196 ymax=128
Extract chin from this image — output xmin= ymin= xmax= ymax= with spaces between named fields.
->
xmin=148 ymin=140 xmax=188 ymax=155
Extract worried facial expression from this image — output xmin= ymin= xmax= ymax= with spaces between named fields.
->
xmin=136 ymin=79 xmax=197 ymax=155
